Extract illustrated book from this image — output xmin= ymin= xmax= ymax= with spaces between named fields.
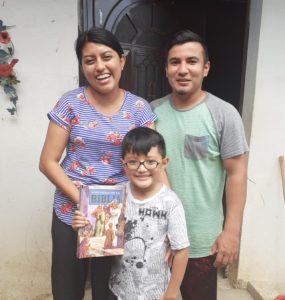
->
xmin=77 ymin=184 xmax=126 ymax=258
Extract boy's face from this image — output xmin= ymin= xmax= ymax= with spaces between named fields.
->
xmin=122 ymin=146 xmax=168 ymax=196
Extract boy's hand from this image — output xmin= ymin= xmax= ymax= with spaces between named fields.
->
xmin=72 ymin=210 xmax=88 ymax=231
xmin=164 ymin=248 xmax=174 ymax=267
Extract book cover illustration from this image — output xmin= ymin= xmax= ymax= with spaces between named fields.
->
xmin=77 ymin=184 xmax=126 ymax=258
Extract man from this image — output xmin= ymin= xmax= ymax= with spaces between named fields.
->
xmin=151 ymin=30 xmax=248 ymax=300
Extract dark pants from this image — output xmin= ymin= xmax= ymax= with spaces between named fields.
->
xmin=108 ymin=289 xmax=118 ymax=300
xmin=51 ymin=211 xmax=113 ymax=300
xmin=180 ymin=255 xmax=217 ymax=300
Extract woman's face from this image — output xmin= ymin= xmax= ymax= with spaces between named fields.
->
xmin=81 ymin=42 xmax=125 ymax=95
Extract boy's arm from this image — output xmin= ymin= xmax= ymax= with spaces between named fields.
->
xmin=160 ymin=248 xmax=188 ymax=300
xmin=72 ymin=210 xmax=88 ymax=231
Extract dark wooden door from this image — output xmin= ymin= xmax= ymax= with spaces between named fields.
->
xmin=78 ymin=0 xmax=249 ymax=111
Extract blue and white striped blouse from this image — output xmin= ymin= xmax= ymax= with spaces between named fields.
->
xmin=48 ymin=86 xmax=157 ymax=225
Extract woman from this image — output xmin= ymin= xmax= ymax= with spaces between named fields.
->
xmin=39 ymin=27 xmax=156 ymax=300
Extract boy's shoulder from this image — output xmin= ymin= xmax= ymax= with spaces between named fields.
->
xmin=158 ymin=185 xmax=184 ymax=208
xmin=160 ymin=185 xmax=179 ymax=198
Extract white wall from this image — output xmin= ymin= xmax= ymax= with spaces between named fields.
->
xmin=238 ymin=0 xmax=285 ymax=290
xmin=1 ymin=0 xmax=285 ymax=298
xmin=0 ymin=0 xmax=78 ymax=299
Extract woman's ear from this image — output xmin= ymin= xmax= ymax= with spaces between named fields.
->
xmin=120 ymin=55 xmax=126 ymax=71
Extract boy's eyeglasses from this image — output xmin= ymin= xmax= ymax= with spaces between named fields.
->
xmin=123 ymin=160 xmax=160 ymax=170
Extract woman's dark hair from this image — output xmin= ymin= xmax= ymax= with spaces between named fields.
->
xmin=75 ymin=27 xmax=124 ymax=62
xmin=122 ymin=127 xmax=166 ymax=159
xmin=166 ymin=29 xmax=209 ymax=63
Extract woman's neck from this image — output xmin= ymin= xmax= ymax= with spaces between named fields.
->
xmin=86 ymin=86 xmax=125 ymax=116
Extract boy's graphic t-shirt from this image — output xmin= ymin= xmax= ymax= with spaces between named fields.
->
xmin=109 ymin=183 xmax=189 ymax=300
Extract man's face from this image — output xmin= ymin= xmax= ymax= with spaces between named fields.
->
xmin=166 ymin=42 xmax=210 ymax=99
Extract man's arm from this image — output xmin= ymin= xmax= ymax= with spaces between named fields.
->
xmin=211 ymin=154 xmax=247 ymax=268
xmin=159 ymin=248 xmax=188 ymax=300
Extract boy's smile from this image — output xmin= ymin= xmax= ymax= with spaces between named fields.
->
xmin=122 ymin=146 xmax=168 ymax=200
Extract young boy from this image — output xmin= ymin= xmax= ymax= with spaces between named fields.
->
xmin=73 ymin=127 xmax=189 ymax=300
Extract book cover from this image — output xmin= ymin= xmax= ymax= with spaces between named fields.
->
xmin=77 ymin=184 xmax=126 ymax=258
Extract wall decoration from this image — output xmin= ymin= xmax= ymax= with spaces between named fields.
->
xmin=0 ymin=20 xmax=19 ymax=115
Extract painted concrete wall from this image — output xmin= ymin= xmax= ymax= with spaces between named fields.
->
xmin=0 ymin=0 xmax=77 ymax=299
xmin=238 ymin=0 xmax=285 ymax=290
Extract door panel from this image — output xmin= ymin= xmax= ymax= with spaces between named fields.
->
xmin=78 ymin=0 xmax=249 ymax=111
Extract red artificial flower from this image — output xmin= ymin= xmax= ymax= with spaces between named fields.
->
xmin=0 ymin=59 xmax=18 ymax=77
xmin=0 ymin=31 xmax=11 ymax=44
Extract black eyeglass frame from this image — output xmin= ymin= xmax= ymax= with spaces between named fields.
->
xmin=123 ymin=160 xmax=161 ymax=170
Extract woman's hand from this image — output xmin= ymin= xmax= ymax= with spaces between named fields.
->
xmin=72 ymin=210 xmax=88 ymax=231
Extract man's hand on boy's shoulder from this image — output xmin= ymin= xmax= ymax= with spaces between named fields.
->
xmin=72 ymin=210 xmax=88 ymax=231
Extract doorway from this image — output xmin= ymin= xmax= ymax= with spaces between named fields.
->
xmin=78 ymin=0 xmax=249 ymax=112
xmin=78 ymin=0 xmax=250 ymax=284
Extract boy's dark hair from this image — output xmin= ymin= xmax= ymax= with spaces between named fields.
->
xmin=166 ymin=29 xmax=209 ymax=63
xmin=122 ymin=127 xmax=166 ymax=159
xmin=75 ymin=27 xmax=124 ymax=62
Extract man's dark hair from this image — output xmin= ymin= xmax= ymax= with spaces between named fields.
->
xmin=166 ymin=29 xmax=209 ymax=63
xmin=122 ymin=127 xmax=166 ymax=159
xmin=75 ymin=27 xmax=124 ymax=63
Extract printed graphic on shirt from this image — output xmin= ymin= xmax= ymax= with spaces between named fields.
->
xmin=109 ymin=184 xmax=189 ymax=300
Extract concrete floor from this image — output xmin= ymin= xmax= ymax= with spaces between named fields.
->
xmin=217 ymin=274 xmax=253 ymax=300
xmin=82 ymin=271 xmax=254 ymax=300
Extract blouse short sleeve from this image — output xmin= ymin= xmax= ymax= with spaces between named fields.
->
xmin=48 ymin=92 xmax=76 ymax=131
xmin=131 ymin=97 xmax=157 ymax=128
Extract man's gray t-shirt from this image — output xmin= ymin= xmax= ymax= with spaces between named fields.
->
xmin=151 ymin=93 xmax=248 ymax=258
